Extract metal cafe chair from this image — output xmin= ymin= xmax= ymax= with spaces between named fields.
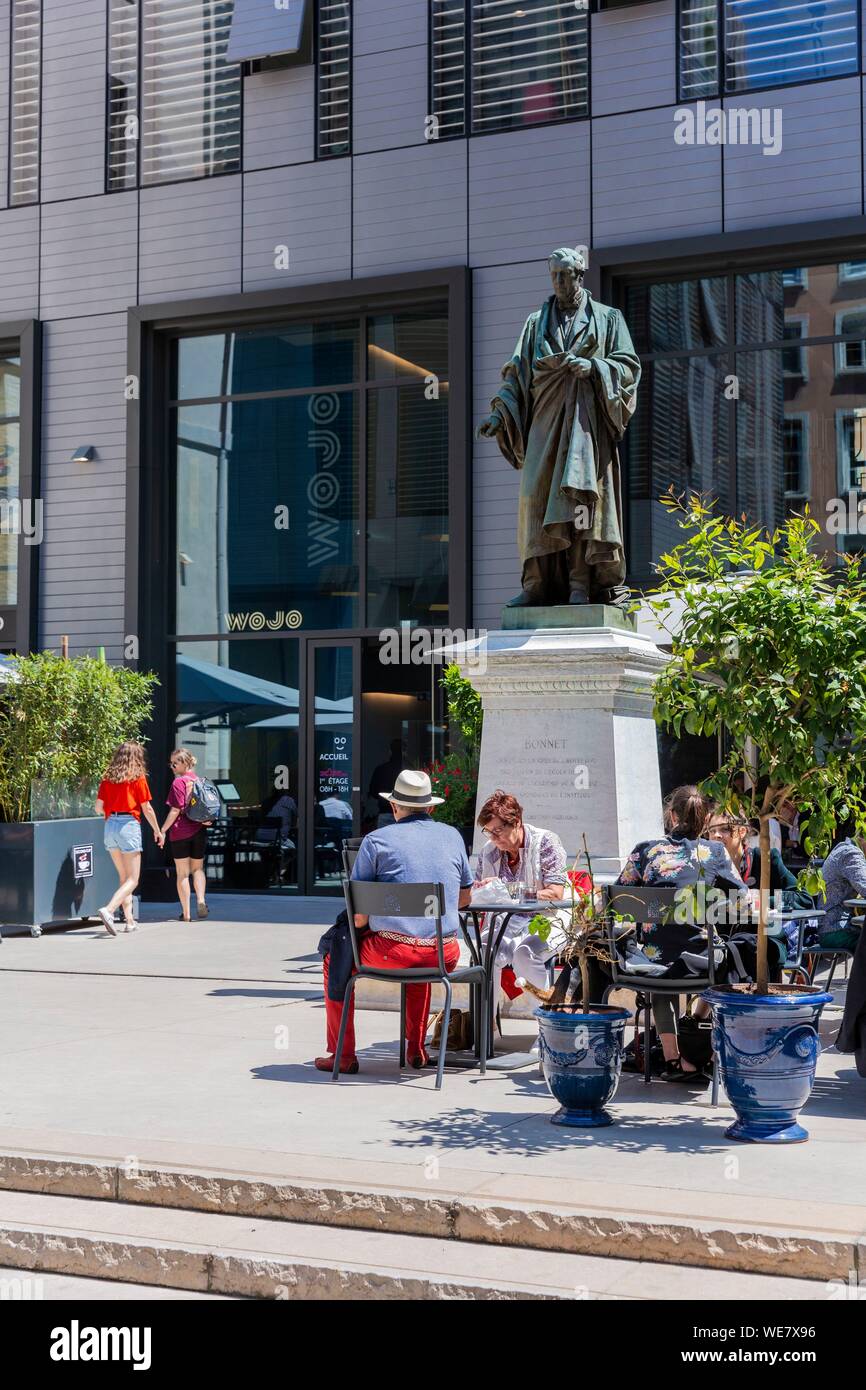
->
xmin=335 ymin=875 xmax=487 ymax=1089
xmin=603 ymin=885 xmax=724 ymax=1105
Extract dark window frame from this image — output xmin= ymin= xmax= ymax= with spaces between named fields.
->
xmin=676 ymin=0 xmax=863 ymax=102
xmin=0 ymin=320 xmax=41 ymax=654
xmin=428 ymin=0 xmax=592 ymax=141
xmin=592 ymin=218 xmax=866 ymax=589
xmin=104 ymin=0 xmax=244 ymax=194
xmin=125 ymin=268 xmax=470 ymax=769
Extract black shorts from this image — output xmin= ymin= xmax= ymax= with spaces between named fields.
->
xmin=169 ymin=828 xmax=208 ymax=861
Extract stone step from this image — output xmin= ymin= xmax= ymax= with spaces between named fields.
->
xmin=0 ymin=1190 xmax=832 ymax=1301
xmin=0 ymin=1149 xmax=856 ymax=1285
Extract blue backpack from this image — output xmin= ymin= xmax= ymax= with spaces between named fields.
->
xmin=185 ymin=777 xmax=222 ymax=823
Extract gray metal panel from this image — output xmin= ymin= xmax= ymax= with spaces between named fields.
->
xmin=472 ymin=262 xmax=549 ymax=626
xmin=243 ymin=159 xmax=351 ymax=288
xmin=592 ymin=104 xmax=723 ymax=245
xmin=353 ymin=44 xmax=427 ymax=155
xmin=139 ymin=176 xmax=242 ymax=303
xmin=226 ymin=0 xmax=306 ymax=62
xmin=354 ymin=0 xmax=427 ymax=56
xmin=41 ymin=0 xmax=106 ymax=203
xmin=40 ymin=193 xmax=138 ymax=319
xmin=0 ymin=206 xmax=40 ymax=317
xmin=0 ymin=0 xmax=9 ymax=211
xmin=469 ymin=122 xmax=590 ymax=269
xmin=353 ymin=142 xmax=468 ymax=274
xmin=591 ymin=1 xmax=675 ymax=117
xmin=723 ymin=80 xmax=862 ymax=232
xmin=244 ymin=64 xmax=316 ymax=170
xmin=39 ymin=313 xmax=128 ymax=658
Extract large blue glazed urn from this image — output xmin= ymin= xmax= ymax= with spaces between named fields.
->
xmin=704 ymin=987 xmax=832 ymax=1144
xmin=535 ymin=1005 xmax=630 ymax=1127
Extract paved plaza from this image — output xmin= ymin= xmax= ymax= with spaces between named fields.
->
xmin=1 ymin=897 xmax=863 ymax=1291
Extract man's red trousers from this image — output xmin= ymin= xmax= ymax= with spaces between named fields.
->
xmin=323 ymin=932 xmax=460 ymax=1063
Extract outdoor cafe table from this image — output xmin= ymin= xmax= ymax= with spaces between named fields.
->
xmin=456 ymin=899 xmax=561 ymax=1071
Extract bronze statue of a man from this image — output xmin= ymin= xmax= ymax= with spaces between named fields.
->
xmin=478 ymin=248 xmax=640 ymax=609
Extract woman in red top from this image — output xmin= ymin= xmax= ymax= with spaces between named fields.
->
xmin=95 ymin=742 xmax=164 ymax=936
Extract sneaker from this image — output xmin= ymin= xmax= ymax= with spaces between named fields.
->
xmin=97 ymin=907 xmax=117 ymax=937
xmin=123 ymin=921 xmax=138 ymax=933
xmin=196 ymin=902 xmax=209 ymax=920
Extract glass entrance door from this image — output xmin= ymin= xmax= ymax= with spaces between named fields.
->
xmin=305 ymin=640 xmax=360 ymax=891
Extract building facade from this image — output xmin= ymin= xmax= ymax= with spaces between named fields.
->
xmin=1 ymin=0 xmax=865 ymax=893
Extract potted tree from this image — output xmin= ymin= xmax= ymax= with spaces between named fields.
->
xmin=648 ymin=495 xmax=866 ymax=1142
xmin=0 ymin=651 xmax=157 ymax=935
xmin=522 ymin=837 xmax=631 ymax=1127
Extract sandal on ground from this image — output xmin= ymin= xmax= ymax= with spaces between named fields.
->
xmin=197 ymin=902 xmax=209 ymax=919
xmin=660 ymin=1058 xmax=709 ymax=1085
xmin=178 ymin=915 xmax=191 ymax=922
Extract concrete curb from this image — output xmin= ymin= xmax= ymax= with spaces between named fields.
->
xmin=0 ymin=1151 xmax=857 ymax=1284
xmin=0 ymin=1222 xmax=558 ymax=1301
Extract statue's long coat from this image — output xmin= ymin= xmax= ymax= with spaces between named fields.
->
xmin=491 ymin=293 xmax=640 ymax=571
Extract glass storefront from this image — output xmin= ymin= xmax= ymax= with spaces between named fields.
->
xmin=623 ymin=260 xmax=866 ymax=586
xmin=0 ymin=353 xmax=21 ymax=650
xmin=167 ymin=303 xmax=453 ymax=893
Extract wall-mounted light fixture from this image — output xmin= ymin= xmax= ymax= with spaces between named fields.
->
xmin=71 ymin=445 xmax=96 ymax=463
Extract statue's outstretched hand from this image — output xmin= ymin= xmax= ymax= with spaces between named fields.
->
xmin=478 ymin=411 xmax=504 ymax=438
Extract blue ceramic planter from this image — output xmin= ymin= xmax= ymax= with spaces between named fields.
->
xmin=535 ymin=1005 xmax=630 ymax=1127
xmin=704 ymin=987 xmax=832 ymax=1144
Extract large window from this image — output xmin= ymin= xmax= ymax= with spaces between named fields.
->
xmin=679 ymin=0 xmax=861 ymax=99
xmin=107 ymin=0 xmax=242 ymax=190
xmin=623 ymin=259 xmax=866 ymax=585
xmin=8 ymin=0 xmax=41 ymax=206
xmin=0 ymin=355 xmax=21 ymax=640
xmin=170 ymin=306 xmax=451 ymax=636
xmin=430 ymin=0 xmax=588 ymax=138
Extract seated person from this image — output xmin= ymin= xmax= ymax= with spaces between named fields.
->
xmin=817 ymin=823 xmax=866 ymax=952
xmin=705 ymin=808 xmax=814 ymax=955
xmin=617 ymin=785 xmax=747 ymax=1085
xmin=474 ymin=790 xmax=573 ymax=1001
xmin=316 ymin=769 xmax=472 ymax=1074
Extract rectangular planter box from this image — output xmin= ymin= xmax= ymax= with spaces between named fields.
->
xmin=0 ymin=818 xmax=120 ymax=934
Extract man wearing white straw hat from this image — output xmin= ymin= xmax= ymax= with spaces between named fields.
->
xmin=316 ymin=769 xmax=474 ymax=1074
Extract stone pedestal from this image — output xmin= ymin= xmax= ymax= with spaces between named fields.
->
xmin=455 ymin=607 xmax=668 ymax=879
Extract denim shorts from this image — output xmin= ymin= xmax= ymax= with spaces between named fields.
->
xmin=104 ymin=813 xmax=143 ymax=853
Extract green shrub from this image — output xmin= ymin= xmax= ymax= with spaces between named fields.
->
xmin=0 ymin=652 xmax=158 ymax=823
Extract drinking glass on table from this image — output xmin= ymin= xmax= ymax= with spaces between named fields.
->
xmin=507 ymin=879 xmax=526 ymax=903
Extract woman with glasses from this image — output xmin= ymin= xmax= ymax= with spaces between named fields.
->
xmin=704 ymin=811 xmax=812 ymax=911
xmin=160 ymin=749 xmax=211 ymax=922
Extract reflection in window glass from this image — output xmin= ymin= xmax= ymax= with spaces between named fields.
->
xmin=366 ymin=386 xmax=449 ymax=627
xmin=174 ymin=392 xmax=359 ymax=634
xmin=173 ymin=323 xmax=359 ymax=400
xmin=367 ymin=310 xmax=448 ymax=383
xmin=624 ymin=278 xmax=727 ymax=356
xmin=175 ymin=638 xmax=300 ymax=890
xmin=626 ymin=355 xmax=731 ymax=582
xmin=680 ymin=0 xmax=860 ymax=98
xmin=0 ymin=358 xmax=22 ymax=610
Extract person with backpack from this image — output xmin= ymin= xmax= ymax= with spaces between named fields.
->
xmin=95 ymin=742 xmax=165 ymax=935
xmin=160 ymin=748 xmax=216 ymax=922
